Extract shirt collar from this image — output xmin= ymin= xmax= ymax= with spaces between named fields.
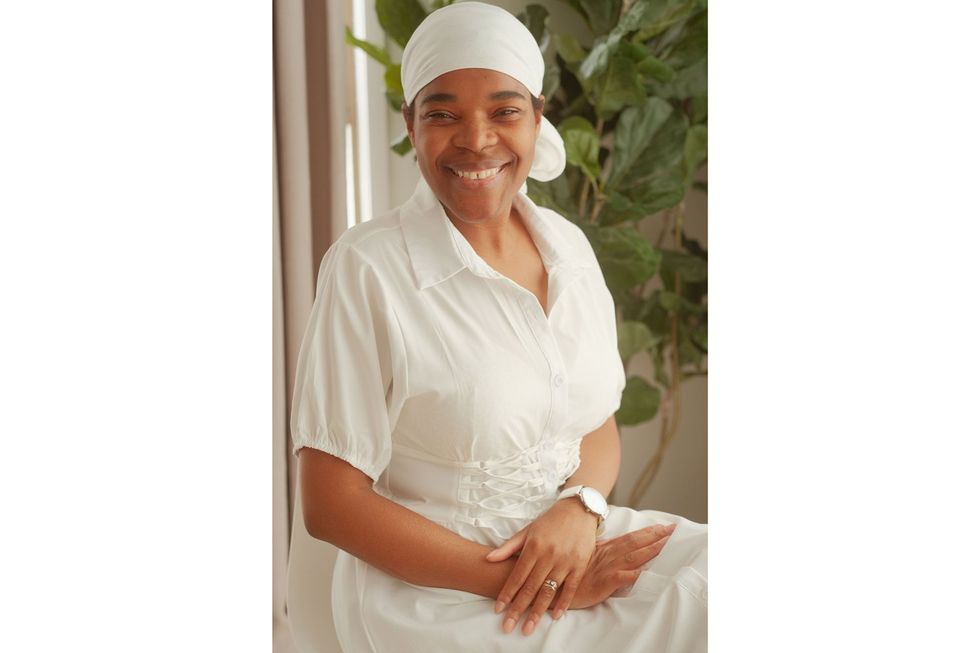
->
xmin=400 ymin=177 xmax=591 ymax=291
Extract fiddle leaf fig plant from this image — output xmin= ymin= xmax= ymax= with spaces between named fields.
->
xmin=348 ymin=0 xmax=707 ymax=507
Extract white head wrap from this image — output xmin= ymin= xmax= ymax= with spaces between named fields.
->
xmin=400 ymin=1 xmax=566 ymax=182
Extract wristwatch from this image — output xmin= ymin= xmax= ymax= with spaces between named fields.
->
xmin=557 ymin=485 xmax=610 ymax=524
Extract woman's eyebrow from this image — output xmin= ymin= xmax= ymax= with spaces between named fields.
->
xmin=488 ymin=90 xmax=528 ymax=102
xmin=420 ymin=92 xmax=456 ymax=106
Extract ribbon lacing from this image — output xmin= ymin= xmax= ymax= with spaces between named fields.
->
xmin=457 ymin=439 xmax=581 ymax=523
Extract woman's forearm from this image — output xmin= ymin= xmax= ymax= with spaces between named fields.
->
xmin=300 ymin=448 xmax=516 ymax=599
xmin=562 ymin=415 xmax=621 ymax=497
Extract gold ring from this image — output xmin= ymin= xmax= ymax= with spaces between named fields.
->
xmin=542 ymin=579 xmax=559 ymax=592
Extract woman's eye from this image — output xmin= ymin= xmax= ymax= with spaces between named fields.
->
xmin=424 ymin=111 xmax=454 ymax=120
xmin=496 ymin=108 xmax=521 ymax=118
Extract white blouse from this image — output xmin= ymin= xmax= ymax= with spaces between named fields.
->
xmin=291 ymin=178 xmax=624 ymax=512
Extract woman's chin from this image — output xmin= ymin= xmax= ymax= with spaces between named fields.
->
xmin=445 ymin=188 xmax=521 ymax=225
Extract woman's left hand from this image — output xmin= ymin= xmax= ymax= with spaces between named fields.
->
xmin=486 ymin=498 xmax=599 ymax=635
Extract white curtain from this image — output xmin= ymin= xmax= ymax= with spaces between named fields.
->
xmin=273 ymin=0 xmax=348 ymax=650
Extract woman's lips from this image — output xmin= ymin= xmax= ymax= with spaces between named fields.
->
xmin=450 ymin=166 xmax=502 ymax=180
xmin=445 ymin=162 xmax=509 ymax=187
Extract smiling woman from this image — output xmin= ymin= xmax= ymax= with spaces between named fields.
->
xmin=290 ymin=3 xmax=707 ymax=652
xmin=406 ymin=69 xmax=540 ymax=228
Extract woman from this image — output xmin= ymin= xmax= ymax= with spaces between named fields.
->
xmin=290 ymin=3 xmax=707 ymax=651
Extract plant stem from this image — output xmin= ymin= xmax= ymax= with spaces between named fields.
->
xmin=589 ymin=117 xmax=606 ymax=224
xmin=628 ymin=201 xmax=687 ymax=506
xmin=578 ymin=177 xmax=590 ymax=220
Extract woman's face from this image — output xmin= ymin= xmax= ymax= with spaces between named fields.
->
xmin=405 ymin=68 xmax=542 ymax=226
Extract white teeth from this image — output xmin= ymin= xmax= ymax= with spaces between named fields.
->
xmin=452 ymin=166 xmax=502 ymax=180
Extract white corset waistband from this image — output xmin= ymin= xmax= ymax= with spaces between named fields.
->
xmin=380 ymin=439 xmax=582 ymax=545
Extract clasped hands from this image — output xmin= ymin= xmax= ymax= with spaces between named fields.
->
xmin=485 ymin=498 xmax=675 ymax=636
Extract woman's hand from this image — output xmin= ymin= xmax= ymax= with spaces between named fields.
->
xmin=486 ymin=498 xmax=600 ymax=635
xmin=563 ymin=522 xmax=676 ymax=612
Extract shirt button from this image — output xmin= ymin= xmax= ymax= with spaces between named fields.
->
xmin=553 ymin=375 xmax=564 ymax=387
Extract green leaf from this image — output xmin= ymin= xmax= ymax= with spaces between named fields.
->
xmin=384 ymin=64 xmax=405 ymax=111
xmin=390 ymin=133 xmax=413 ymax=155
xmin=616 ymin=0 xmax=657 ymax=33
xmin=600 ymin=190 xmax=653 ymax=224
xmin=376 ymin=0 xmax=429 ymax=49
xmin=594 ymin=226 xmax=661 ymax=296
xmin=607 ymin=97 xmax=673 ymax=189
xmin=579 ymin=0 xmax=622 ymax=35
xmin=618 ymin=320 xmax=658 ymax=361
xmin=658 ymin=248 xmax=707 ymax=283
xmin=517 ymin=4 xmax=550 ymax=51
xmin=579 ymin=36 xmax=615 ymax=80
xmin=385 ymin=89 xmax=404 ymax=112
xmin=594 ymin=56 xmax=646 ymax=119
xmin=559 ymin=116 xmax=600 ymax=180
xmin=617 ymin=40 xmax=649 ymax=62
xmin=634 ymin=0 xmax=700 ymax=41
xmin=617 ymin=376 xmax=661 ymax=426
xmin=344 ymin=28 xmax=391 ymax=66
xmin=677 ymin=336 xmax=703 ymax=367
xmin=648 ymin=57 xmax=706 ymax=99
xmin=619 ymin=110 xmax=688 ymax=189
xmin=684 ymin=124 xmax=707 ymax=183
xmin=641 ymin=298 xmax=669 ymax=340
xmin=542 ymin=63 xmax=561 ymax=101
xmin=688 ymin=94 xmax=708 ymax=124
xmin=600 ymin=179 xmax=686 ymax=224
xmin=658 ymin=290 xmax=682 ymax=311
xmin=637 ymin=54 xmax=676 ymax=82
xmin=554 ymin=33 xmax=586 ymax=63
xmin=658 ymin=289 xmax=705 ymax=313
xmin=526 ymin=172 xmax=580 ymax=221
xmin=383 ymin=64 xmax=403 ymax=97
xmin=661 ymin=9 xmax=707 ymax=70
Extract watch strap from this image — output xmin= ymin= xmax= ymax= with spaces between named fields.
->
xmin=557 ymin=485 xmax=584 ymax=502
xmin=557 ymin=485 xmax=608 ymax=523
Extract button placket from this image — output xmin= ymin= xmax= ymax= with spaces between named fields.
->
xmin=514 ymin=286 xmax=568 ymax=445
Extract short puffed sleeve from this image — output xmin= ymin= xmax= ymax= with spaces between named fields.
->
xmin=289 ymin=241 xmax=405 ymax=482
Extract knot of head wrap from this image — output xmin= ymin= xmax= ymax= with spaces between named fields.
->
xmin=400 ymin=1 xmax=565 ymax=182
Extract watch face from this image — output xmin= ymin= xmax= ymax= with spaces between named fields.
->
xmin=580 ymin=486 xmax=608 ymax=515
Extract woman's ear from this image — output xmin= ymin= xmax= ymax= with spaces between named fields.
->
xmin=401 ymin=102 xmax=416 ymax=146
xmin=534 ymin=94 xmax=544 ymax=135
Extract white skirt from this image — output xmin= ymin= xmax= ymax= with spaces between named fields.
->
xmin=329 ymin=505 xmax=707 ymax=653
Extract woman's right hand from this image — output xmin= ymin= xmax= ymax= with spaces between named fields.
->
xmin=555 ymin=522 xmax=676 ymax=618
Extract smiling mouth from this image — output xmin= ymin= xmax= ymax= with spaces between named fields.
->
xmin=448 ymin=164 xmax=506 ymax=181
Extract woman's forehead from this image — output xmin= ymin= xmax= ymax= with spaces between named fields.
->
xmin=415 ymin=68 xmax=531 ymax=103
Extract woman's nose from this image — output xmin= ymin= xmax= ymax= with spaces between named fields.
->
xmin=452 ymin=117 xmax=498 ymax=152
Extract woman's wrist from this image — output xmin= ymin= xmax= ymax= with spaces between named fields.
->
xmin=471 ymin=547 xmax=519 ymax=600
xmin=554 ymin=495 xmax=602 ymax=530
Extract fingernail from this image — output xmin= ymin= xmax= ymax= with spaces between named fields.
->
xmin=523 ymin=618 xmax=536 ymax=635
xmin=553 ymin=609 xmax=564 ymax=621
xmin=503 ymin=617 xmax=516 ymax=634
xmin=494 ymin=601 xmax=505 ymax=614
